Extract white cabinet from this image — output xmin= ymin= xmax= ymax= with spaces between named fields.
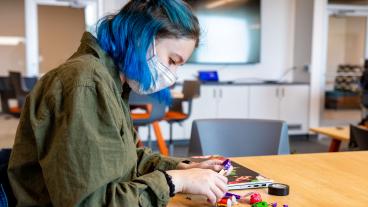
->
xmin=190 ymin=86 xmax=218 ymax=119
xmin=183 ymin=85 xmax=249 ymax=139
xmin=138 ymin=85 xmax=249 ymax=141
xmin=190 ymin=85 xmax=249 ymax=119
xmin=249 ymin=86 xmax=280 ymax=119
xmin=279 ymin=85 xmax=309 ymax=133
xmin=217 ymin=86 xmax=249 ymax=118
xmin=137 ymin=84 xmax=310 ymax=141
xmin=249 ymin=85 xmax=309 ymax=134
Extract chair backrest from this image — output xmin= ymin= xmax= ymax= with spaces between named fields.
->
xmin=128 ymin=92 xmax=166 ymax=126
xmin=169 ymin=80 xmax=200 ymax=117
xmin=350 ymin=124 xmax=368 ymax=150
xmin=24 ymin=77 xmax=38 ymax=91
xmin=182 ymin=80 xmax=200 ymax=100
xmin=188 ymin=119 xmax=290 ymax=157
xmin=9 ymin=72 xmax=30 ymax=110
xmin=0 ymin=77 xmax=16 ymax=113
xmin=9 ymin=72 xmax=24 ymax=96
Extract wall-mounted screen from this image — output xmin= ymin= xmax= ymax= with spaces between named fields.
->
xmin=186 ymin=0 xmax=261 ymax=64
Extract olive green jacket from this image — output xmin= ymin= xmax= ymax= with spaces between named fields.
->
xmin=8 ymin=32 xmax=182 ymax=207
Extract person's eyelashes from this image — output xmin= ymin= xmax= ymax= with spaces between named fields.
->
xmin=169 ymin=58 xmax=176 ymax=65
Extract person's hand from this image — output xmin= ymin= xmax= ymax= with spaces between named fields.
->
xmin=166 ymin=168 xmax=228 ymax=204
xmin=177 ymin=159 xmax=224 ymax=172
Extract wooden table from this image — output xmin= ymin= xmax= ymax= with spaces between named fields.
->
xmin=310 ymin=126 xmax=350 ymax=152
xmin=168 ymin=151 xmax=368 ymax=207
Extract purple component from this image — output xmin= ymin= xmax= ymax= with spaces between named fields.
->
xmin=283 ymin=205 xmax=288 ymax=207
xmin=271 ymin=203 xmax=277 ymax=207
xmin=224 ymin=192 xmax=241 ymax=200
xmin=222 ymin=159 xmax=232 ymax=170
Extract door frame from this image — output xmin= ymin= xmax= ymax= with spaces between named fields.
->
xmin=25 ymin=0 xmax=102 ymax=77
xmin=310 ymin=1 xmax=368 ymax=128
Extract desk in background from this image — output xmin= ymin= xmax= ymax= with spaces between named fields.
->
xmin=168 ymin=151 xmax=368 ymax=207
xmin=310 ymin=126 xmax=349 ymax=152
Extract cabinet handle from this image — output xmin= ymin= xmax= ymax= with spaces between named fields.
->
xmin=213 ymin=89 xmax=217 ymax=98
xmin=276 ymin=88 xmax=279 ymax=98
xmin=282 ymin=88 xmax=285 ymax=97
xmin=219 ymin=89 xmax=223 ymax=98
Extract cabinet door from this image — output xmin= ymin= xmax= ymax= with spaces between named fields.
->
xmin=190 ymin=85 xmax=219 ymax=119
xmin=182 ymin=85 xmax=219 ymax=139
xmin=217 ymin=86 xmax=249 ymax=118
xmin=249 ymin=86 xmax=280 ymax=120
xmin=279 ymin=85 xmax=309 ymax=134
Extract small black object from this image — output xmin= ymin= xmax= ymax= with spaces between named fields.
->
xmin=159 ymin=170 xmax=176 ymax=197
xmin=182 ymin=160 xmax=191 ymax=164
xmin=268 ymin=183 xmax=289 ymax=196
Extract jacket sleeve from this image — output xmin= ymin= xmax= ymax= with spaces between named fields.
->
xmin=36 ymin=79 xmax=171 ymax=207
xmin=131 ymin=122 xmax=186 ymax=176
xmin=135 ymin=146 xmax=185 ymax=176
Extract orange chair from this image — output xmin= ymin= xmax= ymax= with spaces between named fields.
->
xmin=129 ymin=92 xmax=169 ymax=156
xmin=164 ymin=80 xmax=200 ymax=155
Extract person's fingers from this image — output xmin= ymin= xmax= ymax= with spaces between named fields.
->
xmin=201 ymin=164 xmax=222 ymax=171
xmin=205 ymin=189 xmax=217 ymax=204
xmin=212 ymin=164 xmax=224 ymax=172
xmin=213 ymin=173 xmax=228 ymax=190
xmin=215 ymin=174 xmax=228 ymax=193
xmin=205 ymin=159 xmax=224 ymax=165
xmin=197 ymin=160 xmax=224 ymax=171
xmin=214 ymin=176 xmax=228 ymax=194
xmin=210 ymin=183 xmax=226 ymax=202
xmin=209 ymin=160 xmax=225 ymax=172
xmin=215 ymin=173 xmax=228 ymax=183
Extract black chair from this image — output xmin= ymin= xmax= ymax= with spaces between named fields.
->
xmin=164 ymin=80 xmax=200 ymax=155
xmin=188 ymin=119 xmax=290 ymax=157
xmin=0 ymin=77 xmax=16 ymax=115
xmin=0 ymin=149 xmax=16 ymax=207
xmin=8 ymin=72 xmax=30 ymax=112
xmin=350 ymin=125 xmax=368 ymax=150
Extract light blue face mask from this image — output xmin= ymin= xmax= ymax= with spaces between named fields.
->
xmin=127 ymin=39 xmax=178 ymax=95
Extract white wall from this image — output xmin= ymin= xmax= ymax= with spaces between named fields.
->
xmin=310 ymin=0 xmax=328 ymax=128
xmin=0 ymin=0 xmax=25 ymax=75
xmin=293 ymin=0 xmax=314 ymax=83
xmin=102 ymin=0 xmax=128 ymax=15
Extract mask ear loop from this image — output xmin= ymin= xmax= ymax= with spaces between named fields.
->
xmin=147 ymin=38 xmax=156 ymax=61
xmin=148 ymin=37 xmax=159 ymax=87
xmin=153 ymin=38 xmax=157 ymax=56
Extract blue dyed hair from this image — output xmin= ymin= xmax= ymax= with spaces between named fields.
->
xmin=97 ymin=0 xmax=200 ymax=105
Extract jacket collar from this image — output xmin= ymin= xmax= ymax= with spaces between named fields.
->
xmin=77 ymin=32 xmax=126 ymax=95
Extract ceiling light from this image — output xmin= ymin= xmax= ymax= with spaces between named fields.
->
xmin=0 ymin=36 xmax=25 ymax=46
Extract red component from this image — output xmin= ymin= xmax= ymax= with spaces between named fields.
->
xmin=218 ymin=198 xmax=229 ymax=205
xmin=218 ymin=197 xmax=232 ymax=207
xmin=249 ymin=193 xmax=262 ymax=205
